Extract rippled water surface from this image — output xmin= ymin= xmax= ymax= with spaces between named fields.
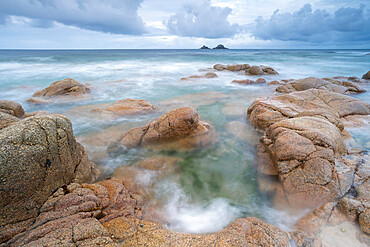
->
xmin=1 ymin=49 xmax=369 ymax=233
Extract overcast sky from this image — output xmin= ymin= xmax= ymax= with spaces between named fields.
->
xmin=0 ymin=0 xmax=369 ymax=49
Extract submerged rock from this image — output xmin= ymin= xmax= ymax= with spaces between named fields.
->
xmin=180 ymin=72 xmax=218 ymax=80
xmin=0 ymin=115 xmax=99 ymax=233
xmin=118 ymin=107 xmax=216 ymax=150
xmin=28 ymin=78 xmax=91 ymax=103
xmin=96 ymin=99 xmax=154 ymax=116
xmin=276 ymin=77 xmax=366 ymax=94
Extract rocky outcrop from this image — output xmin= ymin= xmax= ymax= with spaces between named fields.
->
xmin=28 ymin=78 xmax=91 ymax=103
xmin=180 ymin=72 xmax=218 ymax=80
xmin=0 ymin=100 xmax=25 ymax=118
xmin=276 ymin=77 xmax=366 ymax=94
xmin=3 ymin=177 xmax=291 ymax=246
xmin=213 ymin=44 xmax=228 ymax=49
xmin=248 ymin=89 xmax=370 ymax=129
xmin=118 ymin=107 xmax=216 ymax=150
xmin=200 ymin=45 xmax=210 ymax=49
xmin=213 ymin=63 xmax=278 ymax=75
xmin=362 ymin=71 xmax=370 ymax=79
xmin=248 ymin=89 xmax=370 ymax=209
xmin=0 ymin=115 xmax=99 ymax=236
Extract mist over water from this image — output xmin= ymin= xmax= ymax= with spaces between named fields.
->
xmin=1 ymin=49 xmax=369 ymax=234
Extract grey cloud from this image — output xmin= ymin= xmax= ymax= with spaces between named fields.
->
xmin=252 ymin=3 xmax=370 ymax=42
xmin=164 ymin=0 xmax=239 ymax=39
xmin=0 ymin=0 xmax=146 ymax=35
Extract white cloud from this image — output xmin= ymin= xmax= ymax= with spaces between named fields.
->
xmin=164 ymin=0 xmax=239 ymax=39
xmin=0 ymin=0 xmax=146 ymax=35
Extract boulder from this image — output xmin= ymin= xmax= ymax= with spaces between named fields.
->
xmin=276 ymin=77 xmax=365 ymax=94
xmin=0 ymin=100 xmax=25 ymax=118
xmin=203 ymin=72 xmax=218 ymax=78
xmin=248 ymin=89 xmax=370 ymax=129
xmin=118 ymin=107 xmax=216 ymax=150
xmin=247 ymin=66 xmax=264 ymax=75
xmin=0 ymin=112 xmax=19 ymax=130
xmin=362 ymin=71 xmax=370 ymax=79
xmin=30 ymin=78 xmax=91 ymax=99
xmin=0 ymin=115 xmax=99 ymax=230
xmin=258 ymin=116 xmax=351 ymax=208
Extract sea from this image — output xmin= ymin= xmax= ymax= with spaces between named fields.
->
xmin=0 ymin=49 xmax=369 ymax=234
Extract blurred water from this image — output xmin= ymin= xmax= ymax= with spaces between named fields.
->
xmin=0 ymin=49 xmax=369 ymax=234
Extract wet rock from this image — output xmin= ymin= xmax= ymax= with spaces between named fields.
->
xmin=103 ymin=217 xmax=290 ymax=246
xmin=259 ymin=116 xmax=349 ymax=208
xmin=359 ymin=210 xmax=370 ymax=234
xmin=0 ymin=100 xmax=25 ymax=118
xmin=26 ymin=97 xmax=52 ymax=105
xmin=0 ymin=115 xmax=99 ymax=231
xmin=232 ymin=79 xmax=256 ymax=85
xmin=213 ymin=64 xmax=250 ymax=71
xmin=248 ymin=89 xmax=370 ymax=129
xmin=255 ymin=78 xmax=267 ymax=84
xmin=362 ymin=71 xmax=370 ymax=79
xmin=29 ymin=78 xmax=91 ymax=103
xmin=0 ymin=112 xmax=19 ymax=130
xmin=118 ymin=107 xmax=216 ymax=150
xmin=247 ymin=66 xmax=264 ymax=75
xmin=3 ymin=179 xmax=140 ymax=246
xmin=276 ymin=77 xmax=366 ymax=94
xmin=203 ymin=72 xmax=218 ymax=78
xmin=181 ymin=72 xmax=218 ymax=80
xmin=98 ymin=99 xmax=154 ymax=116
xmin=23 ymin=111 xmax=50 ymax=118
xmin=225 ymin=121 xmax=260 ymax=144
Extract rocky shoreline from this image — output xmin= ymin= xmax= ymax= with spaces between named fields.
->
xmin=0 ymin=68 xmax=369 ymax=246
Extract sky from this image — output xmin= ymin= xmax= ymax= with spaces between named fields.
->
xmin=0 ymin=0 xmax=369 ymax=49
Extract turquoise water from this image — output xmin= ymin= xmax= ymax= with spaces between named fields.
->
xmin=0 ymin=49 xmax=369 ymax=233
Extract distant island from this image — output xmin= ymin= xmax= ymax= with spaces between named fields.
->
xmin=200 ymin=44 xmax=228 ymax=49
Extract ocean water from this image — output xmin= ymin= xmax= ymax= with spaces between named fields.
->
xmin=0 ymin=49 xmax=369 ymax=234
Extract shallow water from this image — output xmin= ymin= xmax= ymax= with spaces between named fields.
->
xmin=0 ymin=49 xmax=369 ymax=234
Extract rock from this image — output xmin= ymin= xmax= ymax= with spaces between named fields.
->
xmin=181 ymin=72 xmax=218 ymax=80
xmin=225 ymin=121 xmax=260 ymax=144
xmin=255 ymin=78 xmax=267 ymax=84
xmin=232 ymin=79 xmax=256 ymax=85
xmin=200 ymin=45 xmax=210 ymax=49
xmin=0 ymin=112 xmax=19 ymax=130
xmin=26 ymin=97 xmax=52 ymax=105
xmin=261 ymin=66 xmax=279 ymax=75
xmin=103 ymin=217 xmax=290 ymax=246
xmin=259 ymin=116 xmax=349 ymax=208
xmin=203 ymin=72 xmax=218 ymax=78
xmin=101 ymin=99 xmax=154 ymax=116
xmin=248 ymin=89 xmax=370 ymax=129
xmin=362 ymin=71 xmax=370 ymax=79
xmin=246 ymin=66 xmax=264 ymax=75
xmin=213 ymin=63 xmax=251 ymax=72
xmin=213 ymin=44 xmax=228 ymax=49
xmin=0 ymin=115 xmax=99 ymax=230
xmin=0 ymin=100 xmax=25 ymax=118
xmin=23 ymin=111 xmax=50 ymax=118
xmin=268 ymin=80 xmax=282 ymax=85
xmin=359 ymin=210 xmax=370 ymax=234
xmin=30 ymin=78 xmax=91 ymax=101
xmin=118 ymin=107 xmax=216 ymax=150
xmin=276 ymin=77 xmax=365 ymax=94
xmin=2 ymin=179 xmax=140 ymax=246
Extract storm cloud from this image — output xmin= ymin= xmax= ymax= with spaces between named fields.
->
xmin=252 ymin=3 xmax=370 ymax=42
xmin=0 ymin=0 xmax=146 ymax=35
xmin=164 ymin=0 xmax=239 ymax=39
